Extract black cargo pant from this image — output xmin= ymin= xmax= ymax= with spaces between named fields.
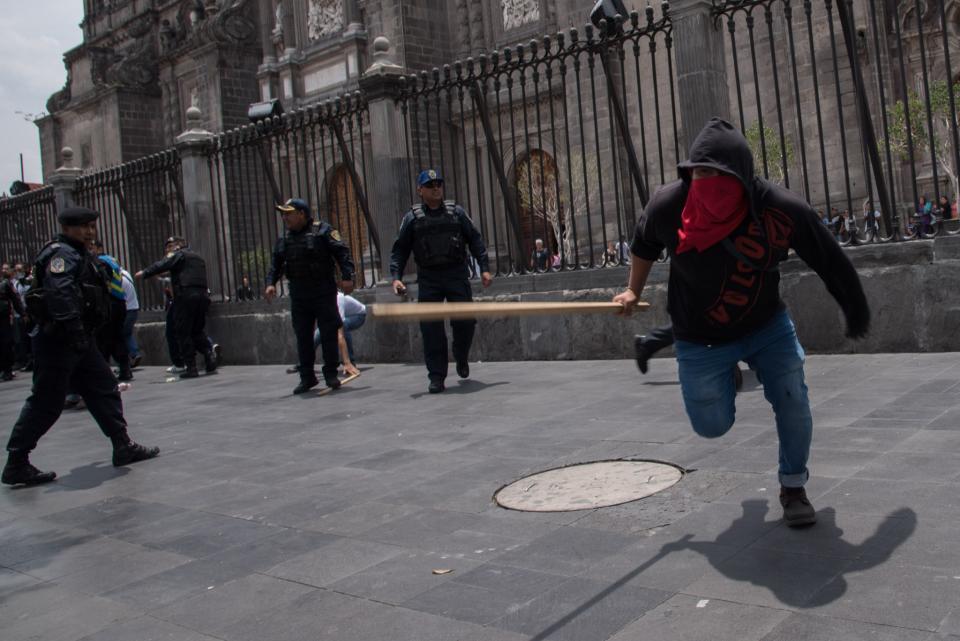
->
xmin=291 ymin=290 xmax=341 ymax=382
xmin=418 ymin=275 xmax=475 ymax=382
xmin=173 ymin=289 xmax=211 ymax=366
xmin=0 ymin=316 xmax=14 ymax=375
xmin=96 ymin=297 xmax=130 ymax=371
xmin=7 ymin=331 xmax=126 ymax=453
xmin=642 ymin=323 xmax=675 ymax=355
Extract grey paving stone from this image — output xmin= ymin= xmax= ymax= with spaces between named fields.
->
xmin=761 ymin=613 xmax=933 ymax=641
xmin=44 ymin=497 xmax=187 ymax=535
xmin=490 ymin=526 xmax=638 ymax=576
xmin=2 ymin=358 xmax=960 ymax=641
xmin=682 ymin=547 xmax=852 ymax=609
xmin=329 ymin=549 xmax=482 ymax=604
xmin=4 ymin=591 xmax=139 ymax=641
xmin=490 ymin=575 xmax=670 ymax=640
xmin=264 ymin=537 xmax=406 ymax=587
xmin=111 ymin=509 xmax=280 ymax=558
xmin=807 ymin=562 xmax=960 ymax=630
xmin=150 ymin=573 xmax=318 ymax=636
xmin=76 ymin=615 xmax=225 ymax=641
xmin=51 ymin=547 xmax=192 ymax=596
xmin=609 ymin=594 xmax=789 ymax=641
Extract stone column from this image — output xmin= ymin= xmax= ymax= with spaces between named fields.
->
xmin=259 ymin=0 xmax=277 ymax=64
xmin=359 ymin=37 xmax=408 ymax=281
xmin=48 ymin=147 xmax=82 ymax=213
xmin=672 ymin=0 xmax=731 ymax=153
xmin=175 ymin=101 xmax=224 ymax=300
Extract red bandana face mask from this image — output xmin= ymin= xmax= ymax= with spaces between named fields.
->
xmin=677 ymin=174 xmax=749 ymax=254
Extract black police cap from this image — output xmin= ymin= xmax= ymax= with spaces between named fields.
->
xmin=58 ymin=207 xmax=100 ymax=226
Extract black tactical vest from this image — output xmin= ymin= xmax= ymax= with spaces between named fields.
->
xmin=412 ymin=202 xmax=466 ymax=268
xmin=175 ymin=250 xmax=208 ymax=290
xmin=281 ymin=227 xmax=332 ymax=281
xmin=32 ymin=240 xmax=109 ymax=330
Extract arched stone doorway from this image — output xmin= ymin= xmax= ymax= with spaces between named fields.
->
xmin=514 ymin=149 xmax=561 ymax=269
xmin=327 ymin=165 xmax=369 ymax=286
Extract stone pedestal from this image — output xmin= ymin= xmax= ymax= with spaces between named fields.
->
xmin=175 ymin=103 xmax=223 ymax=299
xmin=48 ymin=147 xmax=82 ymax=213
xmin=359 ymin=36 xmax=408 ymax=281
xmin=672 ymin=0 xmax=731 ymax=153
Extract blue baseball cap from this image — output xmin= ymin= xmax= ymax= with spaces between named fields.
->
xmin=417 ymin=169 xmax=443 ymax=187
xmin=276 ymin=198 xmax=311 ymax=217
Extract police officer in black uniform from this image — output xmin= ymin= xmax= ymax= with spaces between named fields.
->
xmin=265 ymin=198 xmax=356 ymax=395
xmin=136 ymin=237 xmax=216 ymax=379
xmin=0 ymin=264 xmax=26 ymax=381
xmin=390 ymin=169 xmax=492 ymax=394
xmin=2 ymin=207 xmax=159 ymax=487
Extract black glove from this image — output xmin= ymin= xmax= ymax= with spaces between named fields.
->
xmin=843 ymin=300 xmax=870 ymax=340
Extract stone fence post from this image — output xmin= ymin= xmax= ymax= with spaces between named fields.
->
xmin=175 ymin=101 xmax=224 ymax=299
xmin=48 ymin=147 xmax=82 ymax=213
xmin=672 ymin=0 xmax=731 ymax=153
xmin=359 ymin=36 xmax=408 ymax=282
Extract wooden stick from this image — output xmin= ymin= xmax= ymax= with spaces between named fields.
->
xmin=368 ymin=300 xmax=649 ymax=322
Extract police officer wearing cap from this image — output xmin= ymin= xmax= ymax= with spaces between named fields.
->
xmin=390 ymin=169 xmax=492 ymax=394
xmin=266 ymin=198 xmax=356 ymax=394
xmin=2 ymin=207 xmax=159 ymax=487
xmin=136 ymin=237 xmax=216 ymax=378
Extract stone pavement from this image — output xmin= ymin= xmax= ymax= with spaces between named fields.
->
xmin=1 ymin=354 xmax=959 ymax=641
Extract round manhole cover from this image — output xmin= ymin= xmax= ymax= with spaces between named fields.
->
xmin=494 ymin=460 xmax=684 ymax=512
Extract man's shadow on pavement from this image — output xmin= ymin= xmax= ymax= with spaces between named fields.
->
xmin=409 ymin=379 xmax=510 ymax=399
xmin=671 ymin=499 xmax=917 ymax=608
xmin=530 ymin=499 xmax=916 ymax=641
xmin=43 ymin=462 xmax=130 ymax=491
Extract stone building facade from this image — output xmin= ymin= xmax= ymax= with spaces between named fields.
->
xmin=35 ymin=0 xmax=960 ymax=270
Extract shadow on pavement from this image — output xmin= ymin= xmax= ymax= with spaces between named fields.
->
xmin=409 ymin=379 xmax=510 ymax=399
xmin=45 ymin=462 xmax=130 ymax=491
xmin=530 ymin=499 xmax=916 ymax=640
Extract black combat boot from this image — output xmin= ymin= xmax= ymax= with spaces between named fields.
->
xmin=2 ymin=451 xmax=57 ymax=486
xmin=780 ymin=486 xmax=817 ymax=527
xmin=203 ymin=350 xmax=218 ymax=373
xmin=117 ymin=367 xmax=134 ymax=382
xmin=180 ymin=359 xmax=200 ymax=379
xmin=456 ymin=359 xmax=470 ymax=379
xmin=293 ymin=376 xmax=320 ymax=394
xmin=428 ymin=379 xmax=445 ymax=394
xmin=324 ymin=375 xmax=341 ymax=390
xmin=0 ymin=371 xmax=14 ymax=382
xmin=111 ymin=433 xmax=160 ymax=467
xmin=634 ymin=335 xmax=653 ymax=374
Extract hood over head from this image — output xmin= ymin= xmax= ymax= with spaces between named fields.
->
xmin=677 ymin=118 xmax=755 ymax=190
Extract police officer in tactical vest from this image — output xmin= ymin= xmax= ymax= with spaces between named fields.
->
xmin=2 ymin=207 xmax=159 ymax=486
xmin=136 ymin=237 xmax=216 ymax=379
xmin=265 ymin=198 xmax=356 ymax=394
xmin=390 ymin=169 xmax=492 ymax=394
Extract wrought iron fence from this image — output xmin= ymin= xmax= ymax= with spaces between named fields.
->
xmin=396 ymin=4 xmax=679 ymax=275
xmin=711 ymin=0 xmax=960 ymax=244
xmin=74 ymin=150 xmax=187 ymax=310
xmin=207 ymin=92 xmax=379 ymax=302
xmin=0 ymin=187 xmax=57 ymax=266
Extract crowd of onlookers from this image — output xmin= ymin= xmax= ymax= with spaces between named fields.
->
xmin=817 ymin=194 xmax=959 ymax=242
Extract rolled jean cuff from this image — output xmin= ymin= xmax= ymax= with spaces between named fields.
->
xmin=779 ymin=468 xmax=809 ymax=489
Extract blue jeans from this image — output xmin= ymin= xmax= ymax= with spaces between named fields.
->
xmin=674 ymin=309 xmax=811 ymax=488
xmin=313 ymin=312 xmax=366 ymax=361
xmin=123 ymin=309 xmax=139 ymax=357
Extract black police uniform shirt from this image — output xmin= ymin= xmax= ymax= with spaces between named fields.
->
xmin=0 ymin=278 xmax=25 ymax=320
xmin=141 ymin=249 xmax=208 ymax=293
xmin=265 ymin=221 xmax=355 ymax=297
xmin=389 ymin=202 xmax=490 ymax=281
xmin=631 ymin=118 xmax=869 ymax=345
xmin=32 ymin=234 xmax=109 ymax=332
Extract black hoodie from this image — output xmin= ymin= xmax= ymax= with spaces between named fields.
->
xmin=631 ymin=118 xmax=870 ymax=345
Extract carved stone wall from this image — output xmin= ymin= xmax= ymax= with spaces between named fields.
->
xmin=501 ymin=0 xmax=540 ymax=31
xmin=308 ymin=0 xmax=344 ymax=41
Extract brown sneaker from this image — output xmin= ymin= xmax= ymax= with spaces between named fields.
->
xmin=780 ymin=486 xmax=817 ymax=527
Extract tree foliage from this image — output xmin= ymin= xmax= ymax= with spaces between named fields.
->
xmin=745 ymin=121 xmax=795 ymax=185
xmin=885 ymin=79 xmax=960 ymax=200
